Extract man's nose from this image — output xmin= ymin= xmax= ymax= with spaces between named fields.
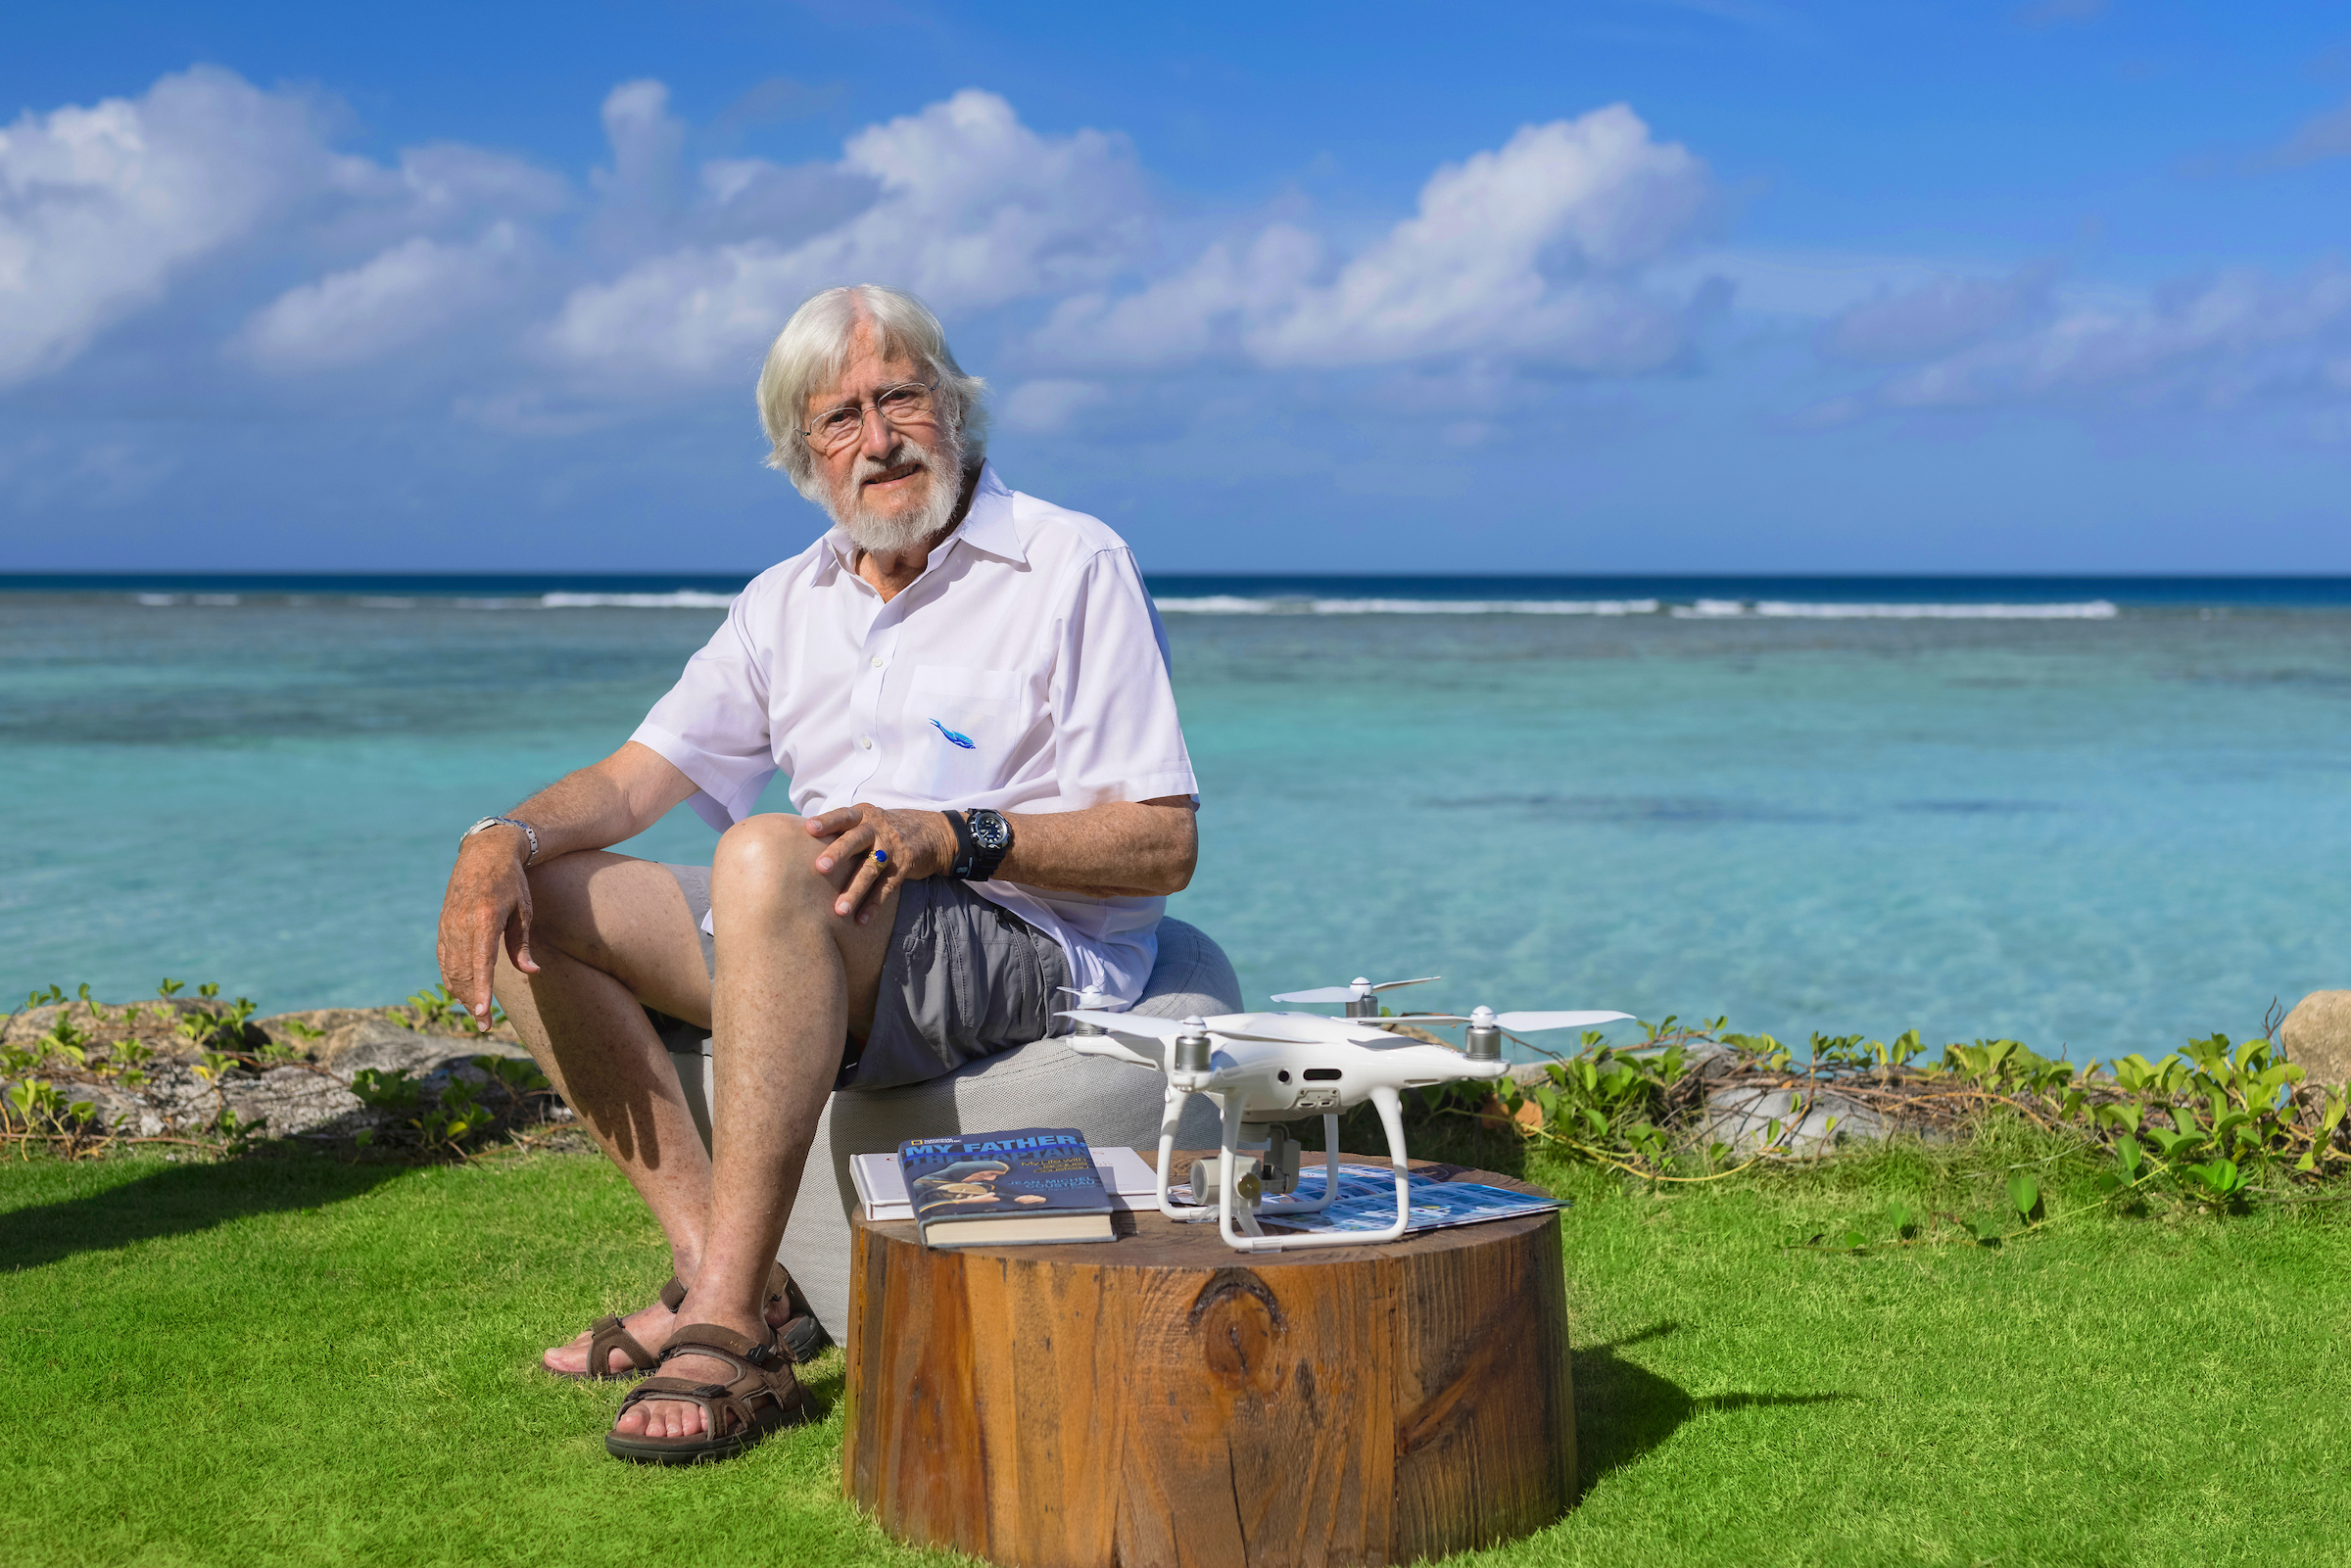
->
xmin=857 ymin=404 xmax=899 ymax=459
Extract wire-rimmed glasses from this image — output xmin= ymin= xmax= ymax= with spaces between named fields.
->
xmin=800 ymin=377 xmax=941 ymax=453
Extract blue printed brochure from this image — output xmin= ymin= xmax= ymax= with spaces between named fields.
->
xmin=1260 ymin=1163 xmax=1565 ymax=1237
xmin=897 ymin=1126 xmax=1116 ymax=1249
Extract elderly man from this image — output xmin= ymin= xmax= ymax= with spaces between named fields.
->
xmin=435 ymin=284 xmax=1199 ymax=1464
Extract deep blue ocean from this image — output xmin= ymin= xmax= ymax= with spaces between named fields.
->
xmin=7 ymin=573 xmax=2350 ymax=1062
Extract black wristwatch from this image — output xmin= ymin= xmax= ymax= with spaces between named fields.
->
xmin=945 ymin=808 xmax=1013 ymax=881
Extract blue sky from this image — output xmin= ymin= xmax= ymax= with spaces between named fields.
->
xmin=5 ymin=1 xmax=2351 ymax=573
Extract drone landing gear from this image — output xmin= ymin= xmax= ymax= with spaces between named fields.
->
xmin=1153 ymin=1088 xmax=1416 ymax=1253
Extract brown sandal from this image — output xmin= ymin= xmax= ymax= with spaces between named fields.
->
xmin=556 ymin=1262 xmax=816 ymax=1382
xmin=559 ymin=1275 xmax=690 ymax=1382
xmin=603 ymin=1321 xmax=806 ymax=1464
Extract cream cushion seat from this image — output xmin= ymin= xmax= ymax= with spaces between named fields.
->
xmin=665 ymin=916 xmax=1240 ymax=1341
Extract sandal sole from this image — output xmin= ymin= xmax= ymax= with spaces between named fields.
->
xmin=603 ymin=1402 xmax=806 ymax=1465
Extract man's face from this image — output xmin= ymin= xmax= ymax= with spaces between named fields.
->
xmin=806 ymin=323 xmax=960 ymax=553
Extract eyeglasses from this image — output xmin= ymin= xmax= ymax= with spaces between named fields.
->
xmin=800 ymin=377 xmax=941 ymax=453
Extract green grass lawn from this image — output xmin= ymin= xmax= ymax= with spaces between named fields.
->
xmin=4 ymin=1138 xmax=2349 ymax=1568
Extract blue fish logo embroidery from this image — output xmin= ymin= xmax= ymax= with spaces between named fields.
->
xmin=931 ymin=719 xmax=976 ymax=749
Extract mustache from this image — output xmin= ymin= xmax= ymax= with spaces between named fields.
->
xmin=852 ymin=441 xmax=944 ymax=484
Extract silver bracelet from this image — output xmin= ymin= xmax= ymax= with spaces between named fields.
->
xmin=463 ymin=815 xmax=540 ymax=864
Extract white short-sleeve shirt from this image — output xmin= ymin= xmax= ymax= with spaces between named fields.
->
xmin=629 ymin=463 xmax=1199 ymax=1003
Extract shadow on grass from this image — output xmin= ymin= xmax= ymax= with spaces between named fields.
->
xmin=0 ymin=1154 xmax=407 ymax=1271
xmin=1575 ymin=1320 xmax=1858 ymax=1497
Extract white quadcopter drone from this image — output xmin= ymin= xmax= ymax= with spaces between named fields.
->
xmin=1058 ymin=975 xmax=1628 ymax=1253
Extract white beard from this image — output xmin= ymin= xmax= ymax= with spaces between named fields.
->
xmin=829 ymin=434 xmax=967 ymax=556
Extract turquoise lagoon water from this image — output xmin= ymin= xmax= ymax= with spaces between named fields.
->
xmin=5 ymin=577 xmax=2351 ymax=1062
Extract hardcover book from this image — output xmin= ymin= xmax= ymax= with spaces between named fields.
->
xmin=850 ymin=1144 xmax=1159 ymax=1222
xmin=896 ymin=1126 xmax=1117 ymax=1248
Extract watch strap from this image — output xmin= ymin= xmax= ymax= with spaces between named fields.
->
xmin=464 ymin=815 xmax=540 ymax=865
xmin=943 ymin=810 xmax=983 ymax=880
xmin=943 ymin=809 xmax=1011 ymax=881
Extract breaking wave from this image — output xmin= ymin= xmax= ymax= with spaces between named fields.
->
xmin=1671 ymin=599 xmax=2119 ymax=620
xmin=1152 ymin=595 xmax=2121 ymax=619
xmin=1152 ymin=596 xmax=1664 ymax=616
xmin=536 ymin=591 xmax=738 ymax=608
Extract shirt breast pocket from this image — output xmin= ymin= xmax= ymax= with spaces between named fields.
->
xmin=895 ymin=664 xmax=1027 ymax=802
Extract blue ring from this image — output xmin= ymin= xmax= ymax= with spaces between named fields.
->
xmin=872 ymin=848 xmax=889 ymax=865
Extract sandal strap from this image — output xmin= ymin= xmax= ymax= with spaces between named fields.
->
xmin=621 ymin=1325 xmax=801 ymax=1439
xmin=658 ymin=1262 xmax=790 ymax=1315
xmin=586 ymin=1313 xmax=659 ymax=1377
xmin=656 ymin=1322 xmax=775 ymax=1377
xmin=616 ymin=1376 xmax=760 ymax=1439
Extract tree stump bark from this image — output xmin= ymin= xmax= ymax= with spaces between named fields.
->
xmin=842 ymin=1153 xmax=1574 ymax=1568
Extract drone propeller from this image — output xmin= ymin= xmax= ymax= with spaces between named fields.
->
xmin=1342 ymin=1014 xmax=1472 ymax=1028
xmin=1477 ymin=1008 xmax=1634 ymax=1033
xmin=1269 ymin=974 xmax=1441 ymax=1005
xmin=1055 ymin=1010 xmax=1332 ymax=1046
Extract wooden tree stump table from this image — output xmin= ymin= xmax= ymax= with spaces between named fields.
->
xmin=842 ymin=1154 xmax=1574 ymax=1568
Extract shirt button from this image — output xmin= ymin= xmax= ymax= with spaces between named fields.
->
xmin=871 ymin=655 xmax=885 ymax=669
xmin=860 ymin=736 xmax=873 ymax=749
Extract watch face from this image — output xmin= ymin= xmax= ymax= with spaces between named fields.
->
xmin=968 ymin=809 xmax=1012 ymax=852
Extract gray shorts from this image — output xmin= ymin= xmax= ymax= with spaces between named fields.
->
xmin=657 ymin=863 xmax=1071 ymax=1093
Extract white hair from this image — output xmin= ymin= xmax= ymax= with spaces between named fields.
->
xmin=756 ymin=285 xmax=988 ymax=501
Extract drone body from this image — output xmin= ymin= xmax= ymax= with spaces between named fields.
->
xmin=1061 ymin=977 xmax=1628 ymax=1253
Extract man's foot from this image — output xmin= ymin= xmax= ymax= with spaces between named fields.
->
xmin=604 ymin=1318 xmax=806 ymax=1463
xmin=544 ymin=1269 xmax=804 ymax=1379
xmin=611 ymin=1307 xmax=775 ymax=1441
xmin=544 ymin=1292 xmax=683 ymax=1378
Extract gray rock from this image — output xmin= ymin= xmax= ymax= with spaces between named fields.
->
xmin=1699 ymin=1083 xmax=1893 ymax=1153
xmin=323 ymin=1016 xmax=529 ymax=1077
xmin=2280 ymin=991 xmax=2351 ymax=1087
xmin=221 ymin=1066 xmax=365 ymax=1139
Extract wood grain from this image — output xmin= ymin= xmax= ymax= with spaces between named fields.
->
xmin=843 ymin=1153 xmax=1576 ymax=1568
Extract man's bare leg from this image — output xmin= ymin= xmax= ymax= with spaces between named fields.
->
xmin=612 ymin=814 xmax=894 ymax=1440
xmin=492 ymin=852 xmax=727 ymax=1376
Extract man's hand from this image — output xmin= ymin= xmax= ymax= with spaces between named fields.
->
xmin=805 ymin=806 xmax=958 ymax=924
xmin=436 ymin=826 xmax=539 ymax=1030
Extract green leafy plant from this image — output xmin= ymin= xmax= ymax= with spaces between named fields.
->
xmin=395 ymin=983 xmax=504 ymax=1033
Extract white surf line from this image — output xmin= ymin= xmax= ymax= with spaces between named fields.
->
xmin=1152 ymin=594 xmax=2122 ymax=619
xmin=1676 ymin=600 xmax=2121 ymax=620
xmin=1151 ymin=596 xmax=1664 ymax=615
xmin=537 ymin=591 xmax=738 ymax=608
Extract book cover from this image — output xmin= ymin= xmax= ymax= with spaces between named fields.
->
xmin=898 ymin=1126 xmax=1116 ymax=1248
xmin=851 ymin=1146 xmax=1157 ymax=1222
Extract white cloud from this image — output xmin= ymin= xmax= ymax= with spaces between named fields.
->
xmin=1821 ymin=265 xmax=2055 ymax=364
xmin=999 ymin=378 xmax=1109 ymax=434
xmin=2273 ymin=97 xmax=2351 ymax=167
xmin=1034 ymin=104 xmax=1714 ymax=374
xmin=238 ymin=223 xmax=527 ymax=371
xmin=544 ymin=89 xmax=1153 ymax=379
xmin=1860 ymin=264 xmax=2351 ymax=412
xmin=0 ymin=67 xmax=360 ymax=388
xmin=390 ymin=142 xmax=569 ymax=227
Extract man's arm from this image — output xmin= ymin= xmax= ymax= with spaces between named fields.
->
xmin=435 ymin=740 xmax=700 ymax=1027
xmin=802 ymin=797 xmax=1198 ymax=923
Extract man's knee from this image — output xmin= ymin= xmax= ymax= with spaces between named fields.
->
xmin=711 ymin=814 xmax=830 ymax=919
xmin=517 ymin=853 xmax=603 ymax=964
